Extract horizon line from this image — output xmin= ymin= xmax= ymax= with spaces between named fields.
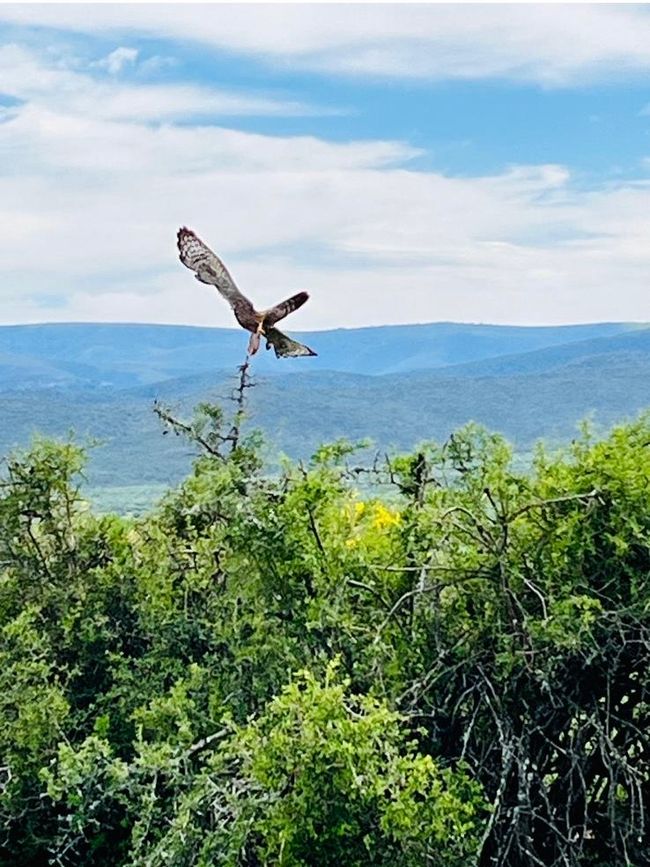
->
xmin=1 ymin=319 xmax=648 ymax=334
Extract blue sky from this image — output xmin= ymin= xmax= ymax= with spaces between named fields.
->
xmin=2 ymin=3 xmax=650 ymax=329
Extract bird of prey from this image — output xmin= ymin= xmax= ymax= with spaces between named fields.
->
xmin=177 ymin=227 xmax=317 ymax=358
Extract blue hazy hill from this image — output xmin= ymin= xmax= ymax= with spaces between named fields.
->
xmin=413 ymin=326 xmax=650 ymax=380
xmin=0 ymin=321 xmax=641 ymax=389
xmin=1 ymin=320 xmax=649 ymax=511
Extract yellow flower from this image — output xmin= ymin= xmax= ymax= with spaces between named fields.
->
xmin=372 ymin=504 xmax=401 ymax=529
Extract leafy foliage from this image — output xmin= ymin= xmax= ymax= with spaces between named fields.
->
xmin=0 ymin=392 xmax=649 ymax=866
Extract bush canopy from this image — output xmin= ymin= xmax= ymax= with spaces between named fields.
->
xmin=1 ymin=393 xmax=649 ymax=866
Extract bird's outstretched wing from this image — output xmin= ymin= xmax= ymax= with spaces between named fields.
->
xmin=264 ymin=291 xmax=309 ymax=327
xmin=177 ymin=227 xmax=256 ymax=327
xmin=265 ymin=327 xmax=317 ymax=358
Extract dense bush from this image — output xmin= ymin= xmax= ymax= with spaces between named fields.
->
xmin=0 ymin=396 xmax=649 ymax=865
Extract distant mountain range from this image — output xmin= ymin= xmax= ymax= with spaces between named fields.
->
xmin=2 ymin=321 xmax=649 ymax=508
xmin=0 ymin=320 xmax=642 ymax=387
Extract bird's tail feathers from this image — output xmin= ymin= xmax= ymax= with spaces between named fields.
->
xmin=265 ymin=327 xmax=317 ymax=358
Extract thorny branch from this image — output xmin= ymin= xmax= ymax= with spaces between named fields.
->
xmin=153 ymin=354 xmax=255 ymax=458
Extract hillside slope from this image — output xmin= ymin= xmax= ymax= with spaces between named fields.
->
xmin=0 ymin=321 xmax=641 ymax=387
xmin=417 ymin=326 xmax=650 ymax=379
xmin=2 ymin=347 xmax=648 ymax=496
xmin=2 ymin=320 xmax=648 ymax=511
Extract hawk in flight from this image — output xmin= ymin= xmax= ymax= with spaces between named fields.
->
xmin=177 ymin=227 xmax=317 ymax=358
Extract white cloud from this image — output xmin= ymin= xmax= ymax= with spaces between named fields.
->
xmin=2 ymin=17 xmax=650 ymax=329
xmin=0 ymin=43 xmax=329 ymax=123
xmin=94 ymin=46 xmax=139 ymax=75
xmin=2 ymin=77 xmax=650 ymax=329
xmin=2 ymin=4 xmax=650 ymax=86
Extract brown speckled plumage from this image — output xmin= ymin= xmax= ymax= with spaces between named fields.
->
xmin=177 ymin=227 xmax=317 ymax=358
